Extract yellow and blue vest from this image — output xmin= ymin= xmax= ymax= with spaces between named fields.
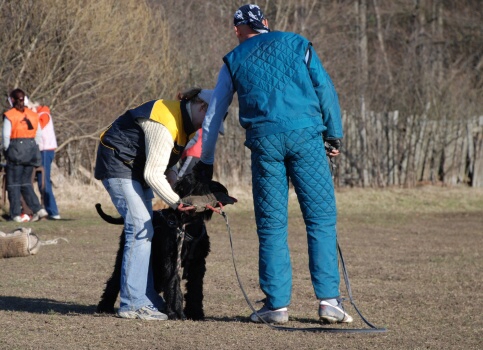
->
xmin=94 ymin=99 xmax=195 ymax=184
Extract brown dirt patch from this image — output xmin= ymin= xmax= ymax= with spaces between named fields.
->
xmin=0 ymin=187 xmax=481 ymax=349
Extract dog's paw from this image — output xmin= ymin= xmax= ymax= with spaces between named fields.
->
xmin=167 ymin=311 xmax=177 ymax=320
xmin=185 ymin=310 xmax=205 ymax=321
xmin=96 ymin=303 xmax=115 ymax=314
xmin=166 ymin=311 xmax=186 ymax=320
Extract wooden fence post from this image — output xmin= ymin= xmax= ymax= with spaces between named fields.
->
xmin=471 ymin=116 xmax=483 ymax=187
xmin=200 ymin=107 xmax=482 ymax=189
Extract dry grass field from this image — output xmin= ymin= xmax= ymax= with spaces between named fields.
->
xmin=0 ymin=184 xmax=482 ymax=349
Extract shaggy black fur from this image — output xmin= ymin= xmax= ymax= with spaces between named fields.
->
xmin=95 ymin=174 xmax=236 ymax=320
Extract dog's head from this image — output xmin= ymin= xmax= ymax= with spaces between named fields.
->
xmin=173 ymin=173 xmax=237 ymax=221
xmin=174 ymin=173 xmax=237 ymax=205
xmin=153 ymin=174 xmax=236 ymax=233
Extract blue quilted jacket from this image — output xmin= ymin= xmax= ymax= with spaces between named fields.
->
xmin=223 ymin=31 xmax=343 ymax=140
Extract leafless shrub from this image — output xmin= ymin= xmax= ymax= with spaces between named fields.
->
xmin=1 ymin=0 xmax=480 ymax=186
xmin=1 ymin=0 xmax=183 ymax=176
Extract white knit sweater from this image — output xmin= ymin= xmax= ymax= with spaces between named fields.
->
xmin=138 ymin=119 xmax=180 ymax=208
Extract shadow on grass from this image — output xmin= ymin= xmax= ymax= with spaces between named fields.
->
xmin=0 ymin=295 xmax=95 ymax=315
xmin=207 ymin=315 xmax=386 ymax=334
xmin=206 ymin=315 xmax=330 ymax=326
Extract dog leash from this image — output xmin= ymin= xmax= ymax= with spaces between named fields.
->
xmin=213 ymin=208 xmax=387 ymax=333
xmin=156 ymin=210 xmax=186 ymax=277
xmin=175 ymin=225 xmax=186 ymax=275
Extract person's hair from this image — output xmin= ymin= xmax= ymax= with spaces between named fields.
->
xmin=9 ymin=88 xmax=25 ymax=100
xmin=177 ymin=87 xmax=204 ymax=104
xmin=8 ymin=88 xmax=26 ymax=109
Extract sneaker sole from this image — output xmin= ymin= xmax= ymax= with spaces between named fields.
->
xmin=319 ymin=302 xmax=353 ymax=324
xmin=117 ymin=311 xmax=168 ymax=321
xmin=320 ymin=316 xmax=341 ymax=324
xmin=250 ymin=312 xmax=289 ymax=324
xmin=117 ymin=311 xmax=137 ymax=319
xmin=320 ymin=314 xmax=353 ymax=324
xmin=137 ymin=314 xmax=168 ymax=320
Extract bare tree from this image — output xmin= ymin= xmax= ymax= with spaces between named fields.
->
xmin=1 ymin=0 xmax=183 ymax=177
xmin=2 ymin=0 xmax=480 ymax=186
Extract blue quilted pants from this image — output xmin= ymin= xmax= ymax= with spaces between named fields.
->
xmin=245 ymin=127 xmax=340 ymax=310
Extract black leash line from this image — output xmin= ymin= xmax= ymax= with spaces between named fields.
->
xmin=219 ymin=210 xmax=387 ymax=333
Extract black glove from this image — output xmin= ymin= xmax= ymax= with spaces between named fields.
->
xmin=324 ymin=138 xmax=342 ymax=153
xmin=180 ymin=194 xmax=218 ymax=213
xmin=192 ymin=161 xmax=214 ymax=183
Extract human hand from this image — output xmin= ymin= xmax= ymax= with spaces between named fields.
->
xmin=324 ymin=139 xmax=342 ymax=158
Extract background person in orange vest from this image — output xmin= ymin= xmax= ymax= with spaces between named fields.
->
xmin=27 ymin=99 xmax=61 ymax=220
xmin=2 ymin=88 xmax=48 ymax=222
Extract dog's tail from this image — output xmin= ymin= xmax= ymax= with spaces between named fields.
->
xmin=95 ymin=203 xmax=124 ymax=225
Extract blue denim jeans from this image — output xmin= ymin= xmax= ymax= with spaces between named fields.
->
xmin=36 ymin=150 xmax=59 ymax=216
xmin=7 ymin=163 xmax=42 ymax=218
xmin=102 ymin=178 xmax=165 ymax=312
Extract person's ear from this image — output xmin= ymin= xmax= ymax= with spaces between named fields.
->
xmin=7 ymin=96 xmax=13 ymax=107
xmin=262 ymin=19 xmax=269 ymax=28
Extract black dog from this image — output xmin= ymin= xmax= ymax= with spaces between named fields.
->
xmin=96 ymin=174 xmax=236 ymax=320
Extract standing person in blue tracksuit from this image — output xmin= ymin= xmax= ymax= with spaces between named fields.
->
xmin=193 ymin=4 xmax=352 ymax=325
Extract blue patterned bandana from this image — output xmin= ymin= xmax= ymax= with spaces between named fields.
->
xmin=234 ymin=4 xmax=270 ymax=33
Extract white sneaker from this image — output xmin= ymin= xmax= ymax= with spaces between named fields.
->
xmin=249 ymin=305 xmax=289 ymax=324
xmin=117 ymin=305 xmax=168 ymax=321
xmin=50 ymin=215 xmax=61 ymax=220
xmin=319 ymin=300 xmax=353 ymax=324
xmin=12 ymin=216 xmax=23 ymax=222
xmin=31 ymin=209 xmax=48 ymax=222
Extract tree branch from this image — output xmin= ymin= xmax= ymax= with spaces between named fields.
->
xmin=56 ymin=126 xmax=108 ymax=152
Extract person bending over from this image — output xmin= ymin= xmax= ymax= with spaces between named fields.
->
xmin=94 ymin=88 xmax=213 ymax=320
